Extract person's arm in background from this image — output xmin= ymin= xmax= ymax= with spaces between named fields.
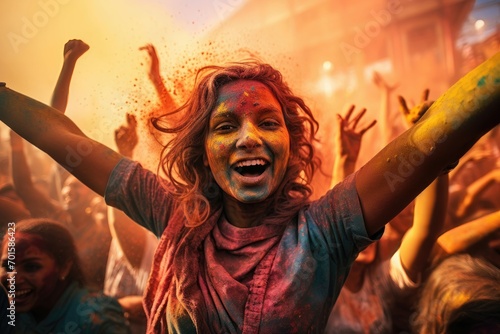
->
xmin=139 ymin=44 xmax=178 ymax=117
xmin=51 ymin=39 xmax=89 ymax=113
xmin=372 ymin=71 xmax=398 ymax=144
xmin=455 ymin=168 xmax=500 ymax=220
xmin=398 ymin=175 xmax=448 ymax=281
xmin=355 ymin=53 xmax=500 ymax=237
xmin=0 ymin=196 xmax=30 ymax=230
xmin=49 ymin=39 xmax=89 ymax=203
xmin=394 ymin=91 xmax=449 ymax=283
xmin=111 ymin=113 xmax=152 ymax=327
xmin=435 ymin=210 xmax=500 ymax=268
xmin=110 ymin=113 xmax=147 ymax=269
xmin=0 ymin=85 xmax=122 ymax=197
xmin=331 ymin=106 xmax=376 ymax=187
xmin=9 ymin=130 xmax=62 ymax=218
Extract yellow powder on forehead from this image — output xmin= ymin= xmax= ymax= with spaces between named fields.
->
xmin=216 ymin=101 xmax=229 ymax=113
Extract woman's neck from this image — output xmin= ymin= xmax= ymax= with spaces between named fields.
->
xmin=222 ymin=195 xmax=271 ymax=228
xmin=31 ymin=280 xmax=71 ymax=323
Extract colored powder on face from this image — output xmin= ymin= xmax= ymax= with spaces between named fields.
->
xmin=215 ymin=101 xmax=229 ymax=113
xmin=477 ymin=76 xmax=487 ymax=87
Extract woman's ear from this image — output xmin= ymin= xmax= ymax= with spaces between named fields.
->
xmin=203 ymin=154 xmax=209 ymax=167
xmin=59 ymin=260 xmax=73 ymax=281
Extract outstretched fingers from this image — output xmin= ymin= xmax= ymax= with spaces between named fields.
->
xmin=351 ymin=107 xmax=367 ymax=129
xmin=139 ymin=44 xmax=158 ymax=58
xmin=126 ymin=113 xmax=137 ymax=128
xmin=344 ymin=105 xmax=356 ymax=123
xmin=398 ymin=95 xmax=410 ymax=116
xmin=421 ymin=89 xmax=430 ymax=103
xmin=358 ymin=119 xmax=377 ymax=136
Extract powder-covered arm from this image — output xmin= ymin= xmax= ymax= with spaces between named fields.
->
xmin=355 ymin=53 xmax=500 ymax=236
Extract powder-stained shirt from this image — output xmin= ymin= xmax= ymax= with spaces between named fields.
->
xmin=105 ymin=158 xmax=382 ymax=333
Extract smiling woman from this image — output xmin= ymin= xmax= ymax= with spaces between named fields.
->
xmin=204 ymin=80 xmax=291 ymax=216
xmin=0 ymin=54 xmax=499 ymax=333
xmin=153 ymin=63 xmax=319 ymax=229
xmin=0 ymin=219 xmax=130 ymax=333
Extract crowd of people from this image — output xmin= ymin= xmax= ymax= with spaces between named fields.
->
xmin=0 ymin=37 xmax=499 ymax=333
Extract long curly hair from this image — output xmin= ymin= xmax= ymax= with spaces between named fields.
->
xmin=152 ymin=60 xmax=320 ymax=226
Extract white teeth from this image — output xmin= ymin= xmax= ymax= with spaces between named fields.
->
xmin=235 ymin=159 xmax=267 ymax=167
xmin=16 ymin=289 xmax=31 ymax=297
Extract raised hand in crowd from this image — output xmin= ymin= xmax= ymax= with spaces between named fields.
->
xmin=139 ymin=43 xmax=178 ymax=115
xmin=115 ymin=113 xmax=139 ymax=159
xmin=51 ymin=39 xmax=89 ymax=113
xmin=331 ymin=105 xmax=376 ymax=186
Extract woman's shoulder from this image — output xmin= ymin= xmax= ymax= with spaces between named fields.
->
xmin=68 ymin=287 xmax=130 ymax=333
xmin=77 ymin=287 xmax=122 ymax=309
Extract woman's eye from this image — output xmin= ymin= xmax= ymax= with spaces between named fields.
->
xmin=261 ymin=120 xmax=279 ymax=128
xmin=24 ymin=263 xmax=42 ymax=273
xmin=215 ymin=123 xmax=234 ymax=131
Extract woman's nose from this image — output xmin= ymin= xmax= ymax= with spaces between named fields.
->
xmin=236 ymin=122 xmax=262 ymax=150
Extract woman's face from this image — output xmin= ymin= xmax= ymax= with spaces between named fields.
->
xmin=1 ymin=233 xmax=68 ymax=314
xmin=61 ymin=176 xmax=92 ymax=211
xmin=205 ymin=79 xmax=290 ymax=203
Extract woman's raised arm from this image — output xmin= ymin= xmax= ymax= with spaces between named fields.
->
xmin=0 ymin=84 xmax=122 ymax=197
xmin=356 ymin=53 xmax=500 ymax=236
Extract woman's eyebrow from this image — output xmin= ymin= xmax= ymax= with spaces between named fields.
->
xmin=210 ymin=111 xmax=235 ymax=121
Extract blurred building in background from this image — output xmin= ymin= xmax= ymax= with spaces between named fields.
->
xmin=207 ymin=0 xmax=497 ymax=100
xmin=456 ymin=0 xmax=500 ymax=75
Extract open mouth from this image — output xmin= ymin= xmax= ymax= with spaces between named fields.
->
xmin=234 ymin=159 xmax=269 ymax=177
xmin=15 ymin=288 xmax=33 ymax=302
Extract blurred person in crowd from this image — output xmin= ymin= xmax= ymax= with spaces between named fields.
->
xmin=412 ymin=254 xmax=500 ymax=334
xmin=0 ymin=218 xmax=130 ymax=333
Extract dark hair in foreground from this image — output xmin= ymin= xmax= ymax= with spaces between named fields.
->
xmin=153 ymin=61 xmax=320 ymax=226
xmin=445 ymin=299 xmax=500 ymax=334
xmin=7 ymin=218 xmax=85 ymax=286
xmin=412 ymin=254 xmax=500 ymax=334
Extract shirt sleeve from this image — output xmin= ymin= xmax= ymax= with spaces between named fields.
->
xmin=305 ymin=172 xmax=384 ymax=266
xmin=389 ymin=249 xmax=420 ymax=290
xmin=104 ymin=158 xmax=176 ymax=237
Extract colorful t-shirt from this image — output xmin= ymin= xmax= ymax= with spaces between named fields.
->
xmin=16 ymin=282 xmax=130 ymax=334
xmin=105 ymin=158 xmax=382 ymax=333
